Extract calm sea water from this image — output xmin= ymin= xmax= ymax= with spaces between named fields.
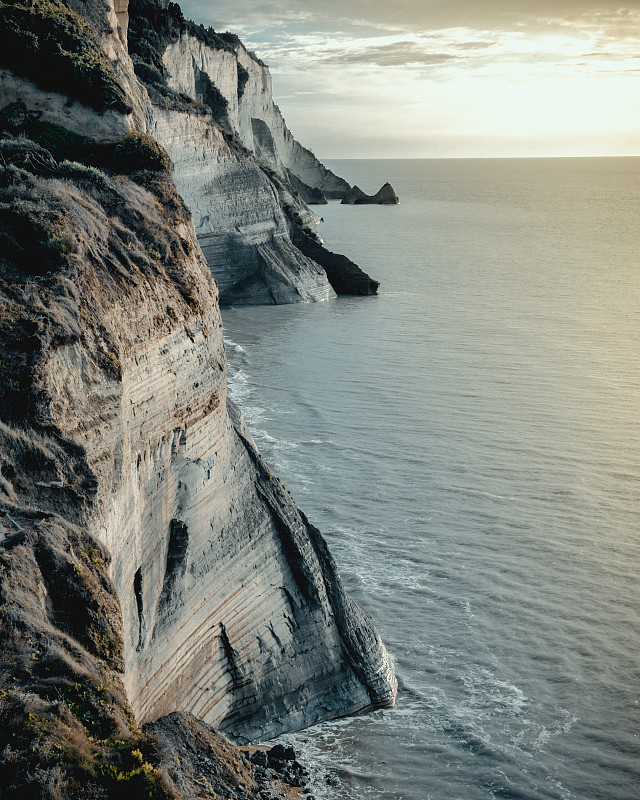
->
xmin=221 ymin=158 xmax=640 ymax=800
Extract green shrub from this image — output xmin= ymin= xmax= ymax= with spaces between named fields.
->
xmin=58 ymin=160 xmax=111 ymax=190
xmin=0 ymin=103 xmax=90 ymax=162
xmin=112 ymin=132 xmax=173 ymax=175
xmin=0 ymin=0 xmax=130 ymax=113
xmin=237 ymin=63 xmax=249 ymax=100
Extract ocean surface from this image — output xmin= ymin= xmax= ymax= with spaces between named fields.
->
xmin=221 ymin=158 xmax=640 ymax=800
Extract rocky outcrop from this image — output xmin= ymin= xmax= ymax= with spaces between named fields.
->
xmin=291 ymin=225 xmax=380 ymax=296
xmin=0 ymin=13 xmax=397 ymax=780
xmin=0 ymin=0 xmax=381 ymax=306
xmin=0 ymin=506 xmax=306 ymax=800
xmin=148 ymin=108 xmax=335 ymax=305
xmin=0 ymin=145 xmax=395 ymax=740
xmin=341 ymin=182 xmax=400 ymax=205
xmin=126 ymin=0 xmax=379 ymax=304
xmin=155 ymin=21 xmax=350 ymax=201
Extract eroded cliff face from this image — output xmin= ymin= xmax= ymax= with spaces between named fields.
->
xmin=160 ymin=32 xmax=351 ymax=200
xmin=0 ymin=150 xmax=394 ymax=742
xmin=0 ymin=0 xmax=396 ymax=777
xmin=127 ymin=0 xmax=379 ymax=303
xmin=1 ymin=0 xmax=377 ymax=305
xmin=148 ymin=108 xmax=335 ymax=305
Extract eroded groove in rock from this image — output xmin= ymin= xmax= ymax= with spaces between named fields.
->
xmin=134 ymin=566 xmax=146 ymax=651
xmin=157 ymin=518 xmax=189 ymax=617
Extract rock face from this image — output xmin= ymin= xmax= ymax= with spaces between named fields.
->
xmin=148 ymin=108 xmax=335 ymax=305
xmin=0 ymin=7 xmax=396 ymax=794
xmin=292 ymin=226 xmax=381 ymax=296
xmin=0 ymin=0 xmax=378 ymax=306
xmin=341 ymin=182 xmax=400 ymax=205
xmin=157 ymin=25 xmax=351 ymax=200
xmin=125 ymin=0 xmax=372 ymax=304
xmin=0 ymin=146 xmax=395 ymax=743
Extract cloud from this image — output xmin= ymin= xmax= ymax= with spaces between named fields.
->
xmin=177 ymin=0 xmax=640 ymax=158
xmin=180 ymin=0 xmax=640 ymax=37
xmin=180 ymin=0 xmax=640 ymax=76
xmin=314 ymin=41 xmax=459 ymax=67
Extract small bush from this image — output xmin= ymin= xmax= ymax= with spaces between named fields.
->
xmin=112 ymin=132 xmax=172 ymax=175
xmin=0 ymin=136 xmax=57 ymax=175
xmin=0 ymin=204 xmax=69 ymax=277
xmin=0 ymin=103 xmax=89 ymax=161
xmin=58 ymin=160 xmax=111 ymax=191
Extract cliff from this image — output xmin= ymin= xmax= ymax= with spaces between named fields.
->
xmin=131 ymin=0 xmax=351 ymax=202
xmin=0 ymin=0 xmax=378 ymax=305
xmin=0 ymin=1 xmax=396 ymax=797
xmin=126 ymin=0 xmax=376 ymax=303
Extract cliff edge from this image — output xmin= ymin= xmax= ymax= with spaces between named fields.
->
xmin=128 ymin=0 xmax=377 ymax=303
xmin=0 ymin=1 xmax=396 ymax=797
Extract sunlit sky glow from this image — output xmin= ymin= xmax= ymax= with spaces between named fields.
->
xmin=180 ymin=1 xmax=640 ymax=158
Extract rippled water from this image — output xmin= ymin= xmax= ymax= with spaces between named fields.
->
xmin=221 ymin=158 xmax=640 ymax=800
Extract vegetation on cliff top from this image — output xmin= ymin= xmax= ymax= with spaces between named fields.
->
xmin=0 ymin=0 xmax=130 ymax=113
xmin=0 ymin=102 xmax=173 ymax=175
xmin=128 ymin=0 xmax=250 ymax=119
xmin=0 ymin=514 xmax=171 ymax=800
xmin=129 ymin=0 xmax=243 ymax=68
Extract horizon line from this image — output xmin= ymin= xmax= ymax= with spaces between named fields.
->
xmin=321 ymin=154 xmax=640 ymax=161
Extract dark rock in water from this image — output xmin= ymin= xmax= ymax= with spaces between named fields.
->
xmin=341 ymin=182 xmax=400 ymax=205
xmin=251 ymin=750 xmax=269 ymax=767
xmin=291 ymin=225 xmax=380 ymax=296
xmin=268 ymin=743 xmax=297 ymax=763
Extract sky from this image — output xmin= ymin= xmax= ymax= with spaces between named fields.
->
xmin=179 ymin=1 xmax=640 ymax=158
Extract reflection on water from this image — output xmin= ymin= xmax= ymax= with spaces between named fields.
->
xmin=222 ymin=158 xmax=640 ymax=800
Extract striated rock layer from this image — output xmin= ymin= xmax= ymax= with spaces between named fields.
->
xmin=0 ymin=150 xmax=395 ymax=745
xmin=148 ymin=107 xmax=335 ymax=305
xmin=0 ymin=0 xmax=379 ymax=306
xmin=0 ymin=3 xmax=396 ymax=778
xmin=126 ymin=0 xmax=378 ymax=303
xmin=155 ymin=18 xmax=350 ymax=200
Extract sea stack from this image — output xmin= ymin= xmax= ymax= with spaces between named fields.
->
xmin=341 ymin=182 xmax=400 ymax=205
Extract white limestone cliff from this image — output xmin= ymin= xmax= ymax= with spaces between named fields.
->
xmin=0 ymin=0 xmax=396 ymax=753
xmin=123 ymin=0 xmax=383 ymax=303
xmin=161 ymin=33 xmax=351 ymax=200
xmin=148 ymin=107 xmax=335 ymax=305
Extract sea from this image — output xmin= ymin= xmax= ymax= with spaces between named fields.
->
xmin=221 ymin=158 xmax=640 ymax=800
